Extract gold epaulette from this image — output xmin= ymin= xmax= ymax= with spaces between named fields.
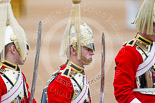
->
xmin=135 ymin=41 xmax=150 ymax=61
xmin=46 ymin=69 xmax=62 ymax=86
xmin=61 ymin=66 xmax=71 ymax=78
xmin=125 ymin=39 xmax=136 ymax=47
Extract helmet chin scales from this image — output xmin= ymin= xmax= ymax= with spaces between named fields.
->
xmin=81 ymin=56 xmax=92 ymax=64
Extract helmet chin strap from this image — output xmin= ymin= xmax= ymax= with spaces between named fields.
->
xmin=81 ymin=56 xmax=92 ymax=64
xmin=73 ymin=46 xmax=92 ymax=63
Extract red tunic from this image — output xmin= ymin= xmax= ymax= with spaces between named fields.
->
xmin=113 ymin=45 xmax=155 ymax=103
xmin=0 ymin=66 xmax=36 ymax=103
xmin=47 ymin=65 xmax=74 ymax=103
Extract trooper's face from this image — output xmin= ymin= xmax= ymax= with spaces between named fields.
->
xmin=5 ymin=43 xmax=25 ymax=65
xmin=80 ymin=46 xmax=94 ymax=65
xmin=16 ymin=44 xmax=29 ymax=65
xmin=10 ymin=44 xmax=25 ymax=65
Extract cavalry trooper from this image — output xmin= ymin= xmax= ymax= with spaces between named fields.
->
xmin=0 ymin=0 xmax=36 ymax=102
xmin=41 ymin=0 xmax=95 ymax=102
xmin=113 ymin=0 xmax=155 ymax=103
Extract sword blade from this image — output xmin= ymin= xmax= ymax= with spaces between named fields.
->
xmin=100 ymin=32 xmax=105 ymax=103
xmin=29 ymin=21 xmax=42 ymax=103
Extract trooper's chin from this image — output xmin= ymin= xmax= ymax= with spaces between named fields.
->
xmin=18 ymin=60 xmax=25 ymax=65
xmin=19 ymin=62 xmax=24 ymax=65
xmin=83 ymin=59 xmax=92 ymax=64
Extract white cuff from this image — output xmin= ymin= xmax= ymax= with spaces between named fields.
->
xmin=130 ymin=98 xmax=141 ymax=103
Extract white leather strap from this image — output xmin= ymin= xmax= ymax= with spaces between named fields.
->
xmin=1 ymin=72 xmax=23 ymax=103
xmin=71 ymin=75 xmax=89 ymax=103
xmin=136 ymin=42 xmax=155 ymax=77
xmin=133 ymin=88 xmax=155 ymax=95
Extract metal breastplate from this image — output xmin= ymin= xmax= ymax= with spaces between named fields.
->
xmin=0 ymin=68 xmax=28 ymax=102
xmin=135 ymin=42 xmax=155 ymax=95
xmin=70 ymin=71 xmax=90 ymax=103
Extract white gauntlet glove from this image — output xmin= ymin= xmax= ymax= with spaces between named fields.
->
xmin=130 ymin=98 xmax=141 ymax=103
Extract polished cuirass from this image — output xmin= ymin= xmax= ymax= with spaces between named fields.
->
xmin=134 ymin=41 xmax=155 ymax=95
